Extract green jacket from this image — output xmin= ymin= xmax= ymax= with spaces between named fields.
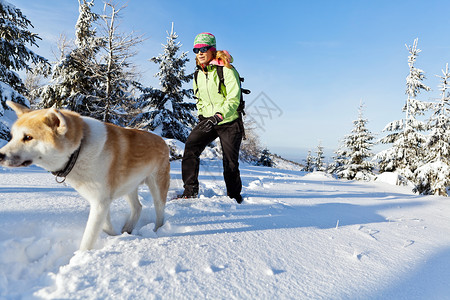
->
xmin=194 ymin=64 xmax=241 ymax=125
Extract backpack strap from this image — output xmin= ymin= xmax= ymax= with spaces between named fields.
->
xmin=216 ymin=65 xmax=250 ymax=115
xmin=196 ymin=65 xmax=250 ymax=111
xmin=216 ymin=65 xmax=249 ymax=95
xmin=194 ymin=68 xmax=199 ymax=95
xmin=195 ymin=66 xmax=224 ymax=95
xmin=216 ymin=65 xmax=225 ymax=94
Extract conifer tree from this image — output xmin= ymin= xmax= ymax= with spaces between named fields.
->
xmin=257 ymin=148 xmax=273 ymax=167
xmin=414 ymin=64 xmax=450 ymax=195
xmin=314 ymin=142 xmax=326 ymax=171
xmin=425 ymin=64 xmax=450 ymax=163
xmin=0 ymin=0 xmax=48 ymax=140
xmin=303 ymin=150 xmax=315 ymax=172
xmin=337 ymin=103 xmax=375 ymax=180
xmin=131 ymin=23 xmax=196 ymax=142
xmin=376 ymin=38 xmax=431 ymax=179
xmin=38 ymin=0 xmax=102 ymax=114
xmin=329 ymin=142 xmax=348 ymax=177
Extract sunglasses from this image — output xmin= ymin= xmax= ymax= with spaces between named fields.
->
xmin=193 ymin=46 xmax=213 ymax=54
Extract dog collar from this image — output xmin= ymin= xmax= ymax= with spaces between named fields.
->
xmin=52 ymin=140 xmax=82 ymax=183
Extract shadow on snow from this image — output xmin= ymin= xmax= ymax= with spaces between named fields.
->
xmin=373 ymin=246 xmax=450 ymax=299
xmin=165 ymin=199 xmax=427 ymax=237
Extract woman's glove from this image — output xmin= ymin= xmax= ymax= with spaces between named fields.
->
xmin=197 ymin=113 xmax=223 ymax=132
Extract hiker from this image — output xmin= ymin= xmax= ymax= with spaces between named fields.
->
xmin=180 ymin=32 xmax=244 ymax=204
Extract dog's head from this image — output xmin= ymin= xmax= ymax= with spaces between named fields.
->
xmin=0 ymin=101 xmax=82 ymax=171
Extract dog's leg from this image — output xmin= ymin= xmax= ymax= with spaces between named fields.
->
xmin=122 ymin=188 xmax=142 ymax=234
xmin=146 ymin=163 xmax=169 ymax=230
xmin=103 ymin=209 xmax=117 ymax=236
xmin=79 ymin=201 xmax=110 ymax=251
xmin=146 ymin=176 xmax=164 ymax=230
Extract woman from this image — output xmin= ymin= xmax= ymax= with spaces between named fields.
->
xmin=181 ymin=32 xmax=243 ymax=204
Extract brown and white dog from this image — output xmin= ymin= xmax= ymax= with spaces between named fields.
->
xmin=0 ymin=101 xmax=170 ymax=250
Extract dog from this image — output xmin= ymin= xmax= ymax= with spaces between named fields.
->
xmin=0 ymin=101 xmax=170 ymax=250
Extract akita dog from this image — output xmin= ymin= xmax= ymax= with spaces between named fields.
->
xmin=0 ymin=101 xmax=170 ymax=250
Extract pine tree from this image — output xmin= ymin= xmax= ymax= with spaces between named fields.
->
xmin=0 ymin=0 xmax=48 ymax=140
xmin=336 ymin=103 xmax=375 ymax=180
xmin=303 ymin=150 xmax=315 ymax=172
xmin=425 ymin=63 xmax=450 ymax=163
xmin=329 ymin=142 xmax=348 ymax=177
xmin=376 ymin=38 xmax=431 ymax=180
xmin=257 ymin=148 xmax=273 ymax=167
xmin=414 ymin=64 xmax=450 ymax=195
xmin=131 ymin=23 xmax=196 ymax=142
xmin=314 ymin=142 xmax=326 ymax=171
xmin=38 ymin=0 xmax=102 ymax=114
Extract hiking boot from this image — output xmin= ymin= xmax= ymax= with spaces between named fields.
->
xmin=232 ymin=195 xmax=243 ymax=204
xmin=176 ymin=191 xmax=198 ymax=199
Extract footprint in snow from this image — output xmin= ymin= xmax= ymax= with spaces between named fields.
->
xmin=169 ymin=264 xmax=190 ymax=275
xmin=264 ymin=267 xmax=286 ymax=276
xmin=204 ymin=264 xmax=227 ymax=273
xmin=358 ymin=225 xmax=380 ymax=241
xmin=403 ymin=240 xmax=415 ymax=248
xmin=353 ymin=250 xmax=365 ymax=261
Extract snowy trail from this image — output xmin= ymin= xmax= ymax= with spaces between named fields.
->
xmin=1 ymin=162 xmax=450 ymax=299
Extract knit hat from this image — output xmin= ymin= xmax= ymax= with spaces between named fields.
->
xmin=194 ymin=32 xmax=216 ymax=51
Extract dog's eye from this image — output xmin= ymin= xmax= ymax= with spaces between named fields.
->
xmin=23 ymin=135 xmax=33 ymax=142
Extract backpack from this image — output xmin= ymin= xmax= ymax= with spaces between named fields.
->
xmin=193 ymin=65 xmax=251 ymax=116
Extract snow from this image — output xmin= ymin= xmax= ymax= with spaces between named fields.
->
xmin=375 ymin=172 xmax=408 ymax=186
xmin=1 ymin=160 xmax=450 ymax=299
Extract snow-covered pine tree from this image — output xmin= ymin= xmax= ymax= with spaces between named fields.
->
xmin=376 ymin=38 xmax=431 ymax=180
xmin=131 ymin=23 xmax=196 ymax=142
xmin=426 ymin=64 xmax=450 ymax=162
xmin=337 ymin=103 xmax=375 ymax=180
xmin=329 ymin=142 xmax=348 ymax=177
xmin=0 ymin=0 xmax=48 ymax=141
xmin=257 ymin=148 xmax=273 ymax=167
xmin=314 ymin=142 xmax=326 ymax=171
xmin=38 ymin=0 xmax=102 ymax=114
xmin=414 ymin=64 xmax=450 ymax=195
xmin=303 ymin=150 xmax=315 ymax=172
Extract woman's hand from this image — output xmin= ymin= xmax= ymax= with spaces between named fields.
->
xmin=197 ymin=113 xmax=223 ymax=132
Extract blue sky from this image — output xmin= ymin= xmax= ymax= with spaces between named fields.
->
xmin=8 ymin=0 xmax=450 ymax=162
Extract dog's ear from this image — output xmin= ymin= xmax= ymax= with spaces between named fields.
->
xmin=45 ymin=108 xmax=68 ymax=135
xmin=6 ymin=101 xmax=32 ymax=117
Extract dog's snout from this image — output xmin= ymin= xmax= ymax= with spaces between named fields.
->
xmin=0 ymin=152 xmax=5 ymax=162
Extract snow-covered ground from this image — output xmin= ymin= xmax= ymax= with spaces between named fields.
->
xmin=1 ymin=160 xmax=450 ymax=299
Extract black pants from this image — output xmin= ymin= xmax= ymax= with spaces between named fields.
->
xmin=182 ymin=119 xmax=243 ymax=198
